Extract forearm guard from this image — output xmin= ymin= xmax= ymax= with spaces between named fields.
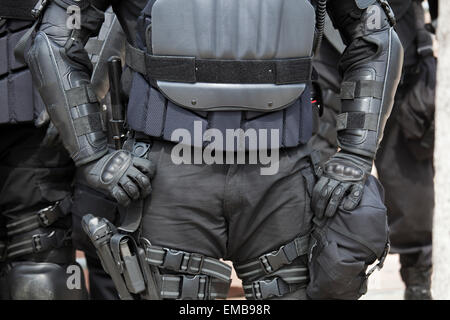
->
xmin=330 ymin=0 xmax=403 ymax=159
xmin=27 ymin=1 xmax=108 ymax=166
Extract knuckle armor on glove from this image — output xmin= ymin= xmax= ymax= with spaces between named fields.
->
xmin=313 ymin=152 xmax=371 ymax=219
xmin=82 ymin=150 xmax=155 ymax=206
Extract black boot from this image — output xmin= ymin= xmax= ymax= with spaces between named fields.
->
xmin=400 ymin=266 xmax=433 ymax=300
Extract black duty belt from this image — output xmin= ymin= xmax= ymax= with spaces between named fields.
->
xmin=0 ymin=0 xmax=39 ymax=20
xmin=126 ymin=43 xmax=313 ymax=85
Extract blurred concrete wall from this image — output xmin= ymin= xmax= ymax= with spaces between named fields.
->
xmin=433 ymin=0 xmax=450 ymax=300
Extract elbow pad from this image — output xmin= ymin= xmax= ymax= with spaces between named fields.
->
xmin=334 ymin=1 xmax=403 ymax=159
xmin=27 ymin=2 xmax=108 ymax=166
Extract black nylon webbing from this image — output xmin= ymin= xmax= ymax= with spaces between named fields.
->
xmin=242 ymin=271 xmax=308 ymax=300
xmin=0 ymin=0 xmax=38 ymax=20
xmin=126 ymin=44 xmax=312 ymax=85
xmin=66 ymin=85 xmax=98 ymax=107
xmin=235 ymin=234 xmax=310 ymax=280
xmin=146 ymin=246 xmax=232 ymax=282
xmin=340 ymin=80 xmax=384 ymax=100
xmin=73 ymin=113 xmax=104 ymax=136
xmin=6 ymin=199 xmax=71 ymax=237
xmin=336 ymin=112 xmax=379 ymax=131
xmin=159 ymin=275 xmax=230 ymax=300
xmin=6 ymin=229 xmax=69 ymax=259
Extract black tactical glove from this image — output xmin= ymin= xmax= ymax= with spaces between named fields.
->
xmin=312 ymin=152 xmax=372 ymax=219
xmin=79 ymin=150 xmax=155 ymax=207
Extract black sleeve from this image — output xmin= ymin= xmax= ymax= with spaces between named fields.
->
xmin=326 ymin=0 xmax=404 ymax=159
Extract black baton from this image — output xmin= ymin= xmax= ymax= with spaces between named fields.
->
xmin=108 ymin=56 xmax=125 ymax=150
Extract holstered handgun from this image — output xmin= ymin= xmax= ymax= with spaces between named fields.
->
xmin=82 ymin=214 xmax=160 ymax=300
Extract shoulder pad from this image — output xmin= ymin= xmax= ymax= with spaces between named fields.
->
xmin=355 ymin=0 xmax=377 ymax=9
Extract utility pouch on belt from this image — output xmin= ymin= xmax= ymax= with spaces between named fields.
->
xmin=82 ymin=214 xmax=160 ymax=300
xmin=306 ymin=175 xmax=390 ymax=300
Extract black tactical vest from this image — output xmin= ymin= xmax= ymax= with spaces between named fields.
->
xmin=126 ymin=0 xmax=315 ymax=151
xmin=0 ymin=18 xmax=45 ymax=125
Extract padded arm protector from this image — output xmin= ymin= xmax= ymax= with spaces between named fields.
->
xmin=328 ymin=0 xmax=403 ymax=159
xmin=27 ymin=1 xmax=108 ymax=166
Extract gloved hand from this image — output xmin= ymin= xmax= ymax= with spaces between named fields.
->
xmin=312 ymin=152 xmax=372 ymax=219
xmin=78 ymin=150 xmax=155 ymax=207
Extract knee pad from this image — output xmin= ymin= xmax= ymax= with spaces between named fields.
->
xmin=306 ymin=175 xmax=389 ymax=300
xmin=0 ymin=261 xmax=88 ymax=300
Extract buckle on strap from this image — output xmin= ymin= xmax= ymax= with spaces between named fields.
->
xmin=259 ymin=247 xmax=291 ymax=274
xmin=162 ymin=249 xmax=205 ymax=275
xmin=250 ymin=278 xmax=290 ymax=300
xmin=162 ymin=248 xmax=185 ymax=271
xmin=32 ymin=230 xmax=67 ymax=253
xmin=32 ymin=234 xmax=43 ymax=252
xmin=184 ymin=253 xmax=205 ymax=275
xmin=37 ymin=203 xmax=62 ymax=227
xmin=365 ymin=242 xmax=391 ymax=279
xmin=181 ymin=275 xmax=207 ymax=300
xmin=161 ymin=274 xmax=208 ymax=300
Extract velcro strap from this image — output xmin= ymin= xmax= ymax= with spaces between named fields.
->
xmin=126 ymin=43 xmax=312 ymax=85
xmin=159 ymin=275 xmax=230 ymax=300
xmin=235 ymin=234 xmax=310 ymax=280
xmin=340 ymin=80 xmax=383 ymax=100
xmin=146 ymin=246 xmax=232 ymax=282
xmin=65 ymin=85 xmax=98 ymax=107
xmin=6 ymin=229 xmax=70 ymax=259
xmin=73 ymin=113 xmax=104 ymax=136
xmin=6 ymin=198 xmax=72 ymax=237
xmin=0 ymin=0 xmax=38 ymax=20
xmin=336 ymin=112 xmax=379 ymax=131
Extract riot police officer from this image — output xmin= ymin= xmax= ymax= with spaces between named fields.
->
xmin=26 ymin=0 xmax=403 ymax=300
xmin=0 ymin=7 xmax=87 ymax=299
xmin=0 ymin=2 xmax=127 ymax=299
xmin=312 ymin=0 xmax=437 ymax=300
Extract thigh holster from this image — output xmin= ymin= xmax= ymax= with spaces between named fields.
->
xmin=144 ymin=244 xmax=232 ymax=300
xmin=82 ymin=214 xmax=232 ymax=300
xmin=2 ymin=197 xmax=73 ymax=262
xmin=235 ymin=234 xmax=310 ymax=300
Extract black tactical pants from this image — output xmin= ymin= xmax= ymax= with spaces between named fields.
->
xmin=139 ymin=139 xmax=316 ymax=300
xmin=375 ymin=103 xmax=434 ymax=270
xmin=0 ymin=123 xmax=87 ymax=299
